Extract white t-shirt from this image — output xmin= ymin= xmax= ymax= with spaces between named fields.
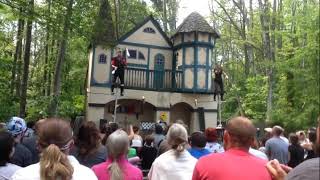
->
xmin=131 ymin=134 xmax=143 ymax=148
xmin=12 ymin=156 xmax=97 ymax=180
xmin=0 ymin=163 xmax=21 ymax=180
xmin=205 ymin=142 xmax=225 ymax=153
xmin=249 ymin=148 xmax=268 ymax=160
xmin=148 ymin=149 xmax=197 ymax=180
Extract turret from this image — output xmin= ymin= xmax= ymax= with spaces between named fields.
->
xmin=172 ymin=12 xmax=220 ymax=92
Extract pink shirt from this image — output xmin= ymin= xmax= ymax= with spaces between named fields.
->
xmin=192 ymin=148 xmax=272 ymax=180
xmin=92 ymin=156 xmax=142 ymax=180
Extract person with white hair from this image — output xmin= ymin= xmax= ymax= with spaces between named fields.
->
xmin=148 ymin=123 xmax=197 ymax=180
xmin=92 ymin=129 xmax=143 ymax=180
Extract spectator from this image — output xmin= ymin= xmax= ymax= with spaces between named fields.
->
xmin=6 ymin=117 xmax=32 ymax=167
xmin=259 ymin=137 xmax=268 ymax=154
xmin=267 ymin=117 xmax=320 ymax=180
xmin=188 ymin=131 xmax=211 ymax=159
xmin=153 ymin=124 xmax=165 ymax=150
xmin=22 ymin=119 xmax=45 ymax=164
xmin=148 ymin=123 xmax=197 ymax=180
xmin=131 ymin=125 xmax=143 ymax=155
xmin=265 ymin=125 xmax=289 ymax=164
xmin=12 ymin=118 xmax=97 ymax=180
xmin=192 ymin=117 xmax=272 ymax=180
xmin=0 ymin=131 xmax=21 ymax=180
xmin=140 ymin=135 xmax=157 ymax=170
xmin=287 ymin=133 xmax=304 ymax=168
xmin=204 ymin=127 xmax=224 ymax=153
xmin=92 ymin=130 xmax=143 ymax=180
xmin=249 ymin=137 xmax=268 ymax=160
xmin=24 ymin=121 xmax=35 ymax=138
xmin=101 ymin=122 xmax=119 ymax=146
xmin=297 ymin=131 xmax=309 ymax=145
xmin=303 ymin=128 xmax=317 ymax=159
xmin=71 ymin=121 xmax=107 ymax=168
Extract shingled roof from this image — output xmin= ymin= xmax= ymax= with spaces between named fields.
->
xmin=174 ymin=12 xmax=220 ymax=38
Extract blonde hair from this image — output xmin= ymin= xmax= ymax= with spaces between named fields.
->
xmin=106 ymin=130 xmax=129 ymax=180
xmin=167 ymin=123 xmax=188 ymax=155
xmin=40 ymin=144 xmax=73 ymax=180
xmin=38 ymin=118 xmax=74 ymax=180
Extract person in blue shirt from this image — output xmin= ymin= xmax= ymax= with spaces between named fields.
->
xmin=188 ymin=131 xmax=211 ymax=159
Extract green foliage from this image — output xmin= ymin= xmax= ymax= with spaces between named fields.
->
xmin=0 ymin=0 xmax=151 ymax=122
xmin=215 ymin=0 xmax=319 ymax=132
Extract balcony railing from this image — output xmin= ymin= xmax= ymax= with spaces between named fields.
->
xmin=124 ymin=67 xmax=183 ymax=92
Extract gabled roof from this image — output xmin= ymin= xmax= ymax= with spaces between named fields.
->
xmin=118 ymin=15 xmax=172 ymax=47
xmin=173 ymin=12 xmax=220 ymax=38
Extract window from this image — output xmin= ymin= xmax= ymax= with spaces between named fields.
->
xmin=98 ymin=54 xmax=107 ymax=64
xmin=143 ymin=27 xmax=156 ymax=34
xmin=127 ymin=49 xmax=145 ymax=61
xmin=155 ymin=54 xmax=165 ymax=65
xmin=138 ymin=51 xmax=145 ymax=60
xmin=128 ymin=50 xmax=137 ymax=59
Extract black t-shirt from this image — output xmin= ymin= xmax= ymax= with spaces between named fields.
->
xmin=288 ymin=144 xmax=305 ymax=168
xmin=139 ymin=145 xmax=157 ymax=170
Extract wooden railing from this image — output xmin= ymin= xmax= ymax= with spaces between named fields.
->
xmin=124 ymin=67 xmax=183 ymax=91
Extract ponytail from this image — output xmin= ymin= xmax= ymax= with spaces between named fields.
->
xmin=107 ymin=160 xmax=123 ymax=180
xmin=40 ymin=144 xmax=74 ymax=180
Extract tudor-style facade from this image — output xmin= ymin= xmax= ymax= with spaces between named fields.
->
xmin=87 ymin=12 xmax=220 ymax=132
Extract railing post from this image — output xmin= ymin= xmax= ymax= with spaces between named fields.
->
xmin=146 ymin=69 xmax=149 ymax=89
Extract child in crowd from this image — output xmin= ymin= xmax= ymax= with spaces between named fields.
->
xmin=140 ymin=135 xmax=157 ymax=170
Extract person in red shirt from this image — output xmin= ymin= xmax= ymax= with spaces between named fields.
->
xmin=111 ymin=49 xmax=127 ymax=96
xmin=192 ymin=116 xmax=272 ymax=180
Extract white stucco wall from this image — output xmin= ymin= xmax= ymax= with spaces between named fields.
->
xmin=184 ymin=32 xmax=194 ymax=42
xmin=92 ymin=47 xmax=111 ymax=84
xmin=197 ymin=69 xmax=206 ymax=89
xmin=198 ymin=32 xmax=209 ymax=42
xmin=185 ymin=47 xmax=194 ymax=65
xmin=184 ymin=69 xmax=194 ymax=89
xmin=123 ymin=21 xmax=171 ymax=48
xmin=198 ymin=47 xmax=207 ymax=65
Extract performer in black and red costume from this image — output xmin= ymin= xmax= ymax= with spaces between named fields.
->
xmin=213 ymin=64 xmax=228 ymax=101
xmin=111 ymin=49 xmax=127 ymax=96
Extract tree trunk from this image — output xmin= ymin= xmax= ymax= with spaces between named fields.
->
xmin=43 ymin=0 xmax=51 ymax=96
xmin=50 ymin=0 xmax=74 ymax=116
xmin=258 ymin=0 xmax=273 ymax=122
xmin=163 ymin=0 xmax=168 ymax=33
xmin=113 ymin=0 xmax=119 ymax=40
xmin=11 ymin=17 xmax=24 ymax=96
xmin=19 ymin=0 xmax=34 ymax=118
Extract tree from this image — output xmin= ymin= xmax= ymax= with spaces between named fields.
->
xmin=50 ymin=0 xmax=74 ymax=116
xmin=92 ymin=0 xmax=116 ymax=47
xmin=19 ymin=0 xmax=34 ymax=118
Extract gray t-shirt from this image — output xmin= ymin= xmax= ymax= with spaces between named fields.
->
xmin=10 ymin=144 xmax=32 ymax=167
xmin=153 ymin=134 xmax=165 ymax=150
xmin=0 ymin=163 xmax=21 ymax=180
xmin=286 ymin=158 xmax=320 ymax=180
xmin=265 ymin=137 xmax=289 ymax=164
xmin=22 ymin=135 xmax=39 ymax=164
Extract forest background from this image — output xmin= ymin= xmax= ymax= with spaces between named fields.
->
xmin=0 ymin=0 xmax=319 ymax=133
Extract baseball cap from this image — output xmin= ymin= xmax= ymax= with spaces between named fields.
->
xmin=6 ymin=117 xmax=27 ymax=136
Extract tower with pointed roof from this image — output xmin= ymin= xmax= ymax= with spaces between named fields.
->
xmin=172 ymin=12 xmax=220 ymax=93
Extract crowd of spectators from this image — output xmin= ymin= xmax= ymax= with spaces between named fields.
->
xmin=0 ymin=115 xmax=319 ymax=180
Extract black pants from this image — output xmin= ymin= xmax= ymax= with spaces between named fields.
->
xmin=214 ymin=79 xmax=224 ymax=100
xmin=111 ymin=68 xmax=125 ymax=94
